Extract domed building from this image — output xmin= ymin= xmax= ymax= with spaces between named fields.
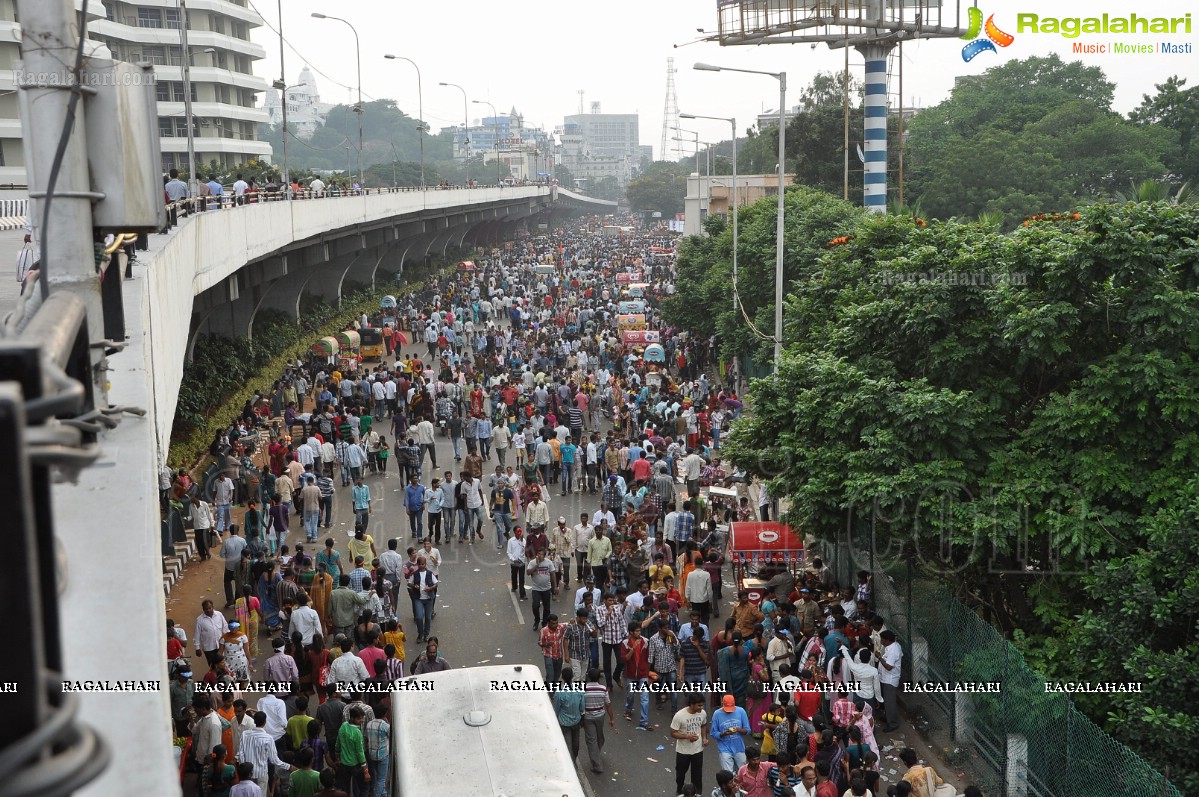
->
xmin=263 ymin=67 xmax=333 ymax=139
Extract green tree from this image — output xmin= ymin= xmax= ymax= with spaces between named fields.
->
xmin=626 ymin=161 xmax=689 ymax=216
xmin=1130 ymin=75 xmax=1199 ymax=185
xmin=662 ymin=186 xmax=866 ymax=365
xmin=905 ymin=55 xmax=1171 ymax=225
xmin=719 ymin=201 xmax=1199 ymax=789
xmin=589 ymin=176 xmax=624 ymax=202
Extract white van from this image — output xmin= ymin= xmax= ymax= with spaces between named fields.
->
xmin=391 ymin=664 xmax=586 ymax=796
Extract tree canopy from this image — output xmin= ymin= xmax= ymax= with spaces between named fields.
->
xmin=718 ymin=201 xmax=1199 ymax=791
xmin=904 ymin=55 xmax=1173 ymax=224
xmin=662 ymin=186 xmax=866 ymax=365
xmin=625 ymin=160 xmax=690 ymax=216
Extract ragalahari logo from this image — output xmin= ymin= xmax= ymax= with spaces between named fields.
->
xmin=961 ymin=7 xmax=1015 ymax=61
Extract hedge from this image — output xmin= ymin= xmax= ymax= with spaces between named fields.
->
xmin=168 ymin=252 xmax=466 ymax=469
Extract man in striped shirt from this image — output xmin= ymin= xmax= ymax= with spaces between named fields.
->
xmin=594 ymin=593 xmax=628 ymax=690
xmin=582 ymin=669 xmax=616 ymax=775
xmin=236 ymin=711 xmax=287 ymax=795
xmin=675 ymin=500 xmax=696 ymax=545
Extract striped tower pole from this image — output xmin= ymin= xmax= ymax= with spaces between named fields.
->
xmin=859 ymin=43 xmax=892 ymax=212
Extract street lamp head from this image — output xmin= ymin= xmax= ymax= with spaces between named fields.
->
xmin=203 ymin=47 xmax=216 ymax=53
xmin=311 ymin=12 xmax=327 ymax=18
xmin=438 ymin=82 xmax=451 ymax=87
xmin=679 ymin=113 xmax=696 ymax=119
xmin=693 ymin=63 xmax=721 ymax=72
xmin=384 ymin=54 xmax=396 ymax=59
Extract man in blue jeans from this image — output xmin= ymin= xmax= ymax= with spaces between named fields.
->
xmin=403 ymin=474 xmax=425 ymax=539
xmin=364 ymin=703 xmax=391 ymax=797
xmin=352 ymin=476 xmax=372 ymax=533
xmin=408 ymin=556 xmax=438 ymax=643
xmin=710 ymin=695 xmax=750 ymax=773
xmin=621 ymin=623 xmax=653 ymax=731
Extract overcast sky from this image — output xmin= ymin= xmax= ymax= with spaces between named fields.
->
xmin=251 ymin=0 xmax=1197 ymax=160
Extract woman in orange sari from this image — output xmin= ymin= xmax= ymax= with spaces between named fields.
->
xmin=234 ymin=586 xmax=260 ymax=662
xmin=308 ymin=562 xmax=334 ymax=634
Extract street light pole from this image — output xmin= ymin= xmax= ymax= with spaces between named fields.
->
xmin=680 ymin=112 xmax=738 ymax=317
xmin=695 ymin=63 xmax=787 ymax=370
xmin=440 ymin=82 xmax=469 ymax=185
xmin=276 ymin=0 xmax=289 ymax=194
xmin=473 ymin=100 xmax=498 ymax=182
xmin=312 ymin=13 xmax=363 ymax=188
xmin=178 ymin=0 xmax=198 ymax=195
xmin=384 ymin=55 xmax=425 ymax=189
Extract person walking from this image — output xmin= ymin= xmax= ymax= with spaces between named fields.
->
xmin=671 ymin=693 xmax=710 ymax=797
xmin=581 ymin=668 xmax=616 ymax=775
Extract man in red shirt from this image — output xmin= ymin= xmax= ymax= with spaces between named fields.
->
xmin=621 ymin=624 xmax=653 ymax=731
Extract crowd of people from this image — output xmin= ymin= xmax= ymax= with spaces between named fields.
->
xmin=165 ymin=216 xmax=970 ymax=797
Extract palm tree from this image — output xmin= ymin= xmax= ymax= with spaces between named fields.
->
xmin=1115 ymin=179 xmax=1194 ymax=204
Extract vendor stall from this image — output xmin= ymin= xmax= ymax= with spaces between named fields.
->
xmin=729 ymin=521 xmax=803 ymax=606
xmin=622 ymin=330 xmax=661 ymax=345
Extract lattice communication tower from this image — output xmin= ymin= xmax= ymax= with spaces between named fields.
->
xmin=661 ymin=57 xmax=681 ymax=162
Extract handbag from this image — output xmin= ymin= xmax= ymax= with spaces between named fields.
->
xmin=924 ymin=766 xmax=957 ymax=797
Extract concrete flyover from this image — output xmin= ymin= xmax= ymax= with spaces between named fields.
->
xmin=147 ymin=186 xmax=562 ymax=457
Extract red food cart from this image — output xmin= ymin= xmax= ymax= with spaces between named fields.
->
xmin=729 ymin=521 xmax=804 ymax=606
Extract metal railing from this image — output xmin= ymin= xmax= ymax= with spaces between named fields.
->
xmin=158 ymin=181 xmax=557 ymax=232
xmin=810 ymin=540 xmax=1182 ymax=797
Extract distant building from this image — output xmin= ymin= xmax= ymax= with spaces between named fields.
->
xmin=556 ymin=110 xmax=643 ymax=187
xmin=683 ymin=172 xmax=795 ymax=237
xmin=755 ymin=105 xmax=803 ymax=130
xmin=445 ymin=107 xmax=553 ymax=181
xmin=262 ymin=67 xmax=334 ymax=139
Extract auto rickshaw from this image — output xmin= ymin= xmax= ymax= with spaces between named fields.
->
xmin=360 ymin=327 xmax=384 ymax=360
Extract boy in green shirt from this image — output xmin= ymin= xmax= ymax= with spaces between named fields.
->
xmin=287 ymin=747 xmax=321 ymax=797
xmin=336 ymin=706 xmax=370 ymax=793
xmin=285 ymin=696 xmax=312 ymax=750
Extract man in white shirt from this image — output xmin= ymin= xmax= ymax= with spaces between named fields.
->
xmin=592 ymin=508 xmax=616 ymax=529
xmin=190 ymin=695 xmax=224 ymax=767
xmin=684 ymin=565 xmax=713 ymax=624
xmin=415 ymin=418 xmax=437 ymax=472
xmin=309 ymin=177 xmax=326 ymax=195
xmin=258 ymin=691 xmax=288 ymax=742
xmin=572 ymin=514 xmax=594 ymax=581
xmin=289 ymin=593 xmax=322 ymax=646
xmin=194 ymin=599 xmax=229 ymax=669
xmin=877 ymin=630 xmax=902 ymax=732
xmin=662 ymin=506 xmax=679 ymax=556
xmin=232 ymin=173 xmax=249 ymax=204
xmin=329 ymin=641 xmax=370 ymax=686
xmin=574 ymin=575 xmax=602 ymax=611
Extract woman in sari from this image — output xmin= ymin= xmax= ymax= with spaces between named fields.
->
xmin=257 ymin=564 xmax=281 ymax=634
xmin=316 ymin=539 xmax=342 ymax=585
xmin=746 ymin=646 xmax=772 ymax=734
xmin=716 ymin=631 xmax=751 ymax=708
xmin=309 ymin=563 xmax=334 ymax=634
xmin=234 ymin=586 xmax=260 ymax=662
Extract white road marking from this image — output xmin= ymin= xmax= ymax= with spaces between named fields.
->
xmin=508 ymin=587 xmax=525 ymax=624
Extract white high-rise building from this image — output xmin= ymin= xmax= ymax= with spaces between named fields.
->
xmin=557 ymin=110 xmax=643 ymax=187
xmin=90 ymin=0 xmax=271 ymax=174
xmin=262 ymin=66 xmax=333 ymax=139
xmin=0 ymin=0 xmax=273 ymax=181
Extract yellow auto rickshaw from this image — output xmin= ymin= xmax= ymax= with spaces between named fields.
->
xmin=360 ymin=327 xmax=384 ymax=360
